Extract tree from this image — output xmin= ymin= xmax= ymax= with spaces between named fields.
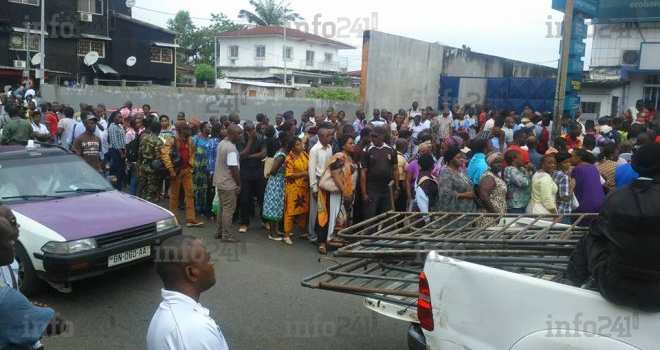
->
xmin=167 ymin=11 xmax=198 ymax=65
xmin=195 ymin=64 xmax=215 ymax=86
xmin=461 ymin=44 xmax=472 ymax=52
xmin=238 ymin=0 xmax=303 ymax=26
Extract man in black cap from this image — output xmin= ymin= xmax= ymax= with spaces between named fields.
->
xmin=564 ymin=143 xmax=660 ymax=311
xmin=360 ymin=126 xmax=399 ymax=219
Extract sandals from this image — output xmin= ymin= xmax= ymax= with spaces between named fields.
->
xmin=318 ymin=244 xmax=327 ymax=254
xmin=282 ymin=237 xmax=293 ymax=245
xmin=327 ymin=238 xmax=346 ymax=247
xmin=268 ymin=235 xmax=283 ymax=241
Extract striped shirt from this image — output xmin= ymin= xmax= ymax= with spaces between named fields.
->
xmin=108 ymin=123 xmax=126 ymax=150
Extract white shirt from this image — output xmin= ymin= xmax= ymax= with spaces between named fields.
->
xmin=0 ymin=261 xmax=19 ymax=288
xmin=31 ymin=122 xmax=48 ymax=135
xmin=409 ymin=120 xmax=430 ymax=139
xmin=308 ymin=141 xmax=333 ymax=193
xmin=369 ymin=118 xmax=387 ymax=128
xmin=147 ymin=289 xmax=229 ymax=350
xmin=483 ymin=118 xmax=495 ymax=132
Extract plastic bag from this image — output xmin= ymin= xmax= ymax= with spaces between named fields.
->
xmin=211 ymin=191 xmax=219 ymax=214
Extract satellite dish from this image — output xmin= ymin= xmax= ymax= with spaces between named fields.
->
xmin=126 ymin=0 xmax=136 ymax=8
xmin=84 ymin=51 xmax=99 ymax=66
xmin=126 ymin=56 xmax=137 ymax=67
xmin=30 ymin=53 xmax=43 ymax=66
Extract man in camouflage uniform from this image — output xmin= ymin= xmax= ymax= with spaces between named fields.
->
xmin=138 ymin=121 xmax=163 ymax=202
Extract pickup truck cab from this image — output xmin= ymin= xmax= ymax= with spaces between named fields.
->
xmin=409 ymin=252 xmax=657 ymax=350
xmin=0 ymin=145 xmax=182 ymax=295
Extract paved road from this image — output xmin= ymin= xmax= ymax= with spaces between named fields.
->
xmin=36 ymin=212 xmax=410 ymax=350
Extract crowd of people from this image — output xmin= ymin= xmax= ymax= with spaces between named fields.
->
xmin=2 ymin=89 xmax=660 ymax=253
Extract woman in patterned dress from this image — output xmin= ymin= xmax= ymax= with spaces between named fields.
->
xmin=436 ymin=147 xmax=478 ymax=227
xmin=477 ymin=152 xmax=507 ymax=227
xmin=192 ymin=122 xmax=211 ymax=217
xmin=283 ymin=137 xmax=310 ymax=245
xmin=262 ymin=132 xmax=290 ymax=241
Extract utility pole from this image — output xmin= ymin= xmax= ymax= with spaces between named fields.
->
xmin=553 ymin=0 xmax=574 ymax=138
xmin=283 ymin=25 xmax=287 ymax=85
xmin=214 ymin=36 xmax=218 ymax=87
xmin=25 ymin=21 xmax=30 ymax=82
xmin=39 ymin=0 xmax=45 ymax=85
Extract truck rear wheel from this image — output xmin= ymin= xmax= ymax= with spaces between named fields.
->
xmin=15 ymin=244 xmax=44 ymax=296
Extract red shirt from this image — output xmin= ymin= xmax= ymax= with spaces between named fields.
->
xmin=45 ymin=112 xmax=58 ymax=137
xmin=503 ymin=145 xmax=530 ymax=168
xmin=656 ymin=135 xmax=660 ymax=143
xmin=178 ymin=138 xmax=190 ymax=170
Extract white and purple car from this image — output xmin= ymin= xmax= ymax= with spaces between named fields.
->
xmin=0 ymin=145 xmax=182 ymax=295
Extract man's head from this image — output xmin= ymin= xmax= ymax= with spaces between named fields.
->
xmin=318 ymin=123 xmax=334 ymax=147
xmin=370 ymin=126 xmax=386 ymax=146
xmin=155 ymin=236 xmax=216 ymax=296
xmin=373 ymin=109 xmax=380 ymax=119
xmin=512 ymin=129 xmax=527 ymax=146
xmin=124 ymin=101 xmax=133 ymax=110
xmin=356 ymin=109 xmax=365 ymax=121
xmin=412 ymin=101 xmax=419 ymax=110
xmin=176 ymin=112 xmax=186 ymax=122
xmin=526 ymin=136 xmax=538 ymax=150
xmin=83 ymin=113 xmax=98 ymax=133
xmin=209 ymin=116 xmax=220 ymax=128
xmin=632 ymin=143 xmax=660 ymax=178
xmin=0 ymin=204 xmax=19 ymax=266
xmin=228 ymin=113 xmax=240 ymax=125
xmin=227 ymin=124 xmax=242 ymax=143
xmin=142 ymin=104 xmax=151 ymax=115
xmin=359 ymin=128 xmax=372 ymax=145
xmin=395 ymin=138 xmax=408 ymax=153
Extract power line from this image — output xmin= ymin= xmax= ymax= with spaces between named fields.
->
xmin=132 ymin=4 xmax=249 ymax=23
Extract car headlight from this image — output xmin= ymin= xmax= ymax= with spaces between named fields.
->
xmin=41 ymin=238 xmax=97 ymax=254
xmin=156 ymin=217 xmax=179 ymax=233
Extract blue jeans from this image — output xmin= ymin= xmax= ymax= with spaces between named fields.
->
xmin=507 ymin=207 xmax=526 ymax=214
xmin=108 ymin=148 xmax=126 ymax=191
xmin=128 ymin=163 xmax=138 ymax=196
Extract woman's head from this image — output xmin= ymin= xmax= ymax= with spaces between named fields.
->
xmin=418 ymin=141 xmax=432 ymax=155
xmin=471 ymin=139 xmax=489 ymax=154
xmin=540 ymin=154 xmax=557 ymax=173
xmin=443 ymin=147 xmax=464 ymax=167
xmin=598 ymin=143 xmax=618 ymax=162
xmin=418 ymin=153 xmax=434 ymax=171
xmin=504 ymin=149 xmax=522 ymax=168
xmin=199 ymin=121 xmax=210 ymax=135
xmin=278 ymin=131 xmax=290 ymax=149
xmin=338 ymin=134 xmax=355 ymax=153
xmin=211 ymin=123 xmax=223 ymax=138
xmin=160 ymin=115 xmax=170 ymax=129
xmin=288 ymin=137 xmax=303 ymax=153
xmin=486 ymin=152 xmax=503 ymax=174
xmin=571 ymin=148 xmax=596 ymax=165
xmin=554 ymin=151 xmax=572 ymax=172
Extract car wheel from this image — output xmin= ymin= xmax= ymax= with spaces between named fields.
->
xmin=15 ymin=244 xmax=44 ymax=296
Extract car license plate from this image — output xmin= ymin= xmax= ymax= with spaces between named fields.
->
xmin=108 ymin=246 xmax=151 ymax=267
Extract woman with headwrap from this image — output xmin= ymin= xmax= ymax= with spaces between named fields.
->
xmin=436 ymin=147 xmax=477 ymax=225
xmin=526 ymin=154 xmax=558 ymax=214
xmin=478 ymin=152 xmax=507 ymax=216
xmin=564 ymin=144 xmax=660 ymax=311
xmin=404 ymin=141 xmax=440 ymax=209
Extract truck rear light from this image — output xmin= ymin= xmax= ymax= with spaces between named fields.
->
xmin=417 ymin=271 xmax=434 ymax=331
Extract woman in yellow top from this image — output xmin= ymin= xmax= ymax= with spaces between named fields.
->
xmin=527 ymin=154 xmax=558 ymax=214
xmin=283 ymin=137 xmax=310 ymax=245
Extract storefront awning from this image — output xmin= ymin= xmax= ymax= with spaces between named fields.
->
xmin=97 ymin=64 xmax=118 ymax=75
xmin=12 ymin=27 xmax=49 ymax=36
xmin=153 ymin=42 xmax=180 ymax=48
xmin=81 ymin=33 xmax=112 ymax=41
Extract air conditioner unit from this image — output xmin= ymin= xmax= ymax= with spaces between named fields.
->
xmin=80 ymin=13 xmax=93 ymax=22
xmin=621 ymin=50 xmax=640 ymax=66
xmin=13 ymin=60 xmax=27 ymax=69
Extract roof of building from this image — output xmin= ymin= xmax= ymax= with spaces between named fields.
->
xmin=582 ymin=79 xmax=631 ymax=88
xmin=217 ymin=25 xmax=355 ymax=50
xmin=114 ymin=13 xmax=178 ymax=35
xmin=226 ymin=79 xmax=298 ymax=89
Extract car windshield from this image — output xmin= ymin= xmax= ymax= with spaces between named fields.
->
xmin=0 ymin=154 xmax=113 ymax=203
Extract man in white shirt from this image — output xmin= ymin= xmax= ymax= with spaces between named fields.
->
xmin=408 ymin=114 xmax=430 ymax=139
xmin=408 ymin=101 xmax=422 ymax=118
xmin=369 ymin=109 xmax=387 ymax=128
xmin=308 ymin=123 xmax=334 ymax=244
xmin=147 ymin=235 xmax=229 ymax=350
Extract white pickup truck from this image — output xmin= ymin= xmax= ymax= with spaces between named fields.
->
xmin=404 ymin=251 xmax=656 ymax=350
xmin=303 ymin=212 xmax=657 ymax=350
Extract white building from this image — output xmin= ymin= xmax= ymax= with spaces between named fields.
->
xmin=581 ymin=21 xmax=660 ymax=120
xmin=216 ymin=25 xmax=355 ymax=86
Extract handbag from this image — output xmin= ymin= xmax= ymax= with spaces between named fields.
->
xmin=571 ymin=194 xmax=580 ymax=210
xmin=319 ymin=164 xmax=341 ymax=192
xmin=151 ymin=138 xmax=181 ymax=176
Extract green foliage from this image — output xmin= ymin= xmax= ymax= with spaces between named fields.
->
xmin=306 ymin=89 xmax=359 ymax=101
xmin=195 ymin=64 xmax=216 ymax=85
xmin=238 ymin=0 xmax=303 ymax=26
xmin=167 ymin=11 xmax=245 ymax=66
xmin=331 ymin=74 xmax=348 ymax=87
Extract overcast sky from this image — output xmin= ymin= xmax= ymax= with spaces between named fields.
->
xmin=132 ymin=0 xmax=592 ymax=71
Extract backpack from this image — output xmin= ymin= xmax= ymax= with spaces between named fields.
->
xmin=126 ymin=135 xmax=140 ymax=162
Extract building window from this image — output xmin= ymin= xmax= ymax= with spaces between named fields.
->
xmin=256 ymin=45 xmax=266 ymax=60
xmin=324 ymin=53 xmax=333 ymax=63
xmin=9 ymin=0 xmax=39 ymax=5
xmin=283 ymin=46 xmax=293 ymax=61
xmin=644 ymin=75 xmax=660 ymax=85
xmin=580 ymin=102 xmax=600 ymax=115
xmin=151 ymin=47 xmax=173 ymax=64
xmin=78 ymin=0 xmax=103 ymax=15
xmin=77 ymin=40 xmax=105 ymax=57
xmin=643 ymin=87 xmax=659 ymax=111
xmin=306 ymin=51 xmax=315 ymax=66
xmin=9 ymin=33 xmax=40 ymax=51
xmin=229 ymin=45 xmax=239 ymax=59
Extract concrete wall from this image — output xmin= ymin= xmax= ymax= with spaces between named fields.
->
xmin=40 ymin=84 xmax=362 ymax=122
xmin=363 ymin=31 xmax=556 ymax=112
xmin=363 ymin=31 xmax=445 ymax=113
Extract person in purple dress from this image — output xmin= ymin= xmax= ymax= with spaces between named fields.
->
xmin=570 ymin=148 xmax=605 ymax=215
